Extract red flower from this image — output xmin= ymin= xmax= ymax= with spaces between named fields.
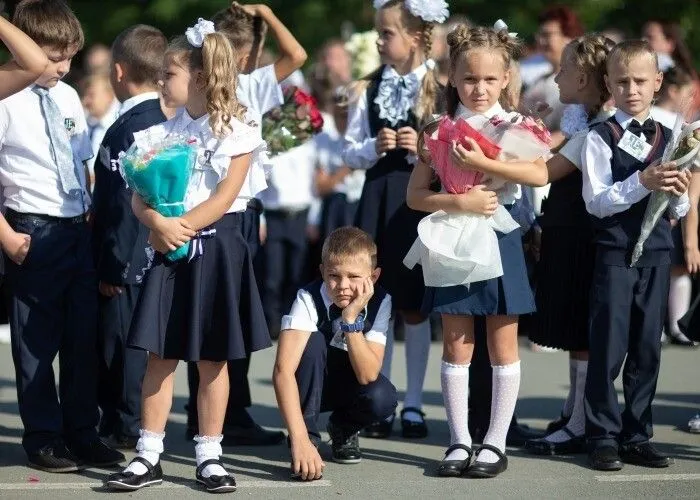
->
xmin=310 ymin=108 xmax=324 ymax=130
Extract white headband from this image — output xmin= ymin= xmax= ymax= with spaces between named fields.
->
xmin=185 ymin=18 xmax=216 ymax=48
xmin=373 ymin=0 xmax=449 ymax=24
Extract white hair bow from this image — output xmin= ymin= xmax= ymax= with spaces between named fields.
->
xmin=373 ymin=0 xmax=450 ymax=24
xmin=186 ymin=18 xmax=216 ymax=48
xmin=493 ymin=19 xmax=518 ymax=39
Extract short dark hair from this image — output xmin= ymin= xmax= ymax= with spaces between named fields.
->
xmin=13 ymin=0 xmax=84 ymax=54
xmin=321 ymin=227 xmax=378 ymax=268
xmin=111 ymin=25 xmax=167 ymax=86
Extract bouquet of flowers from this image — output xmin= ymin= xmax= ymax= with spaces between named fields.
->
xmin=482 ymin=114 xmax=552 ymax=161
xmin=345 ymin=30 xmax=381 ymax=79
xmin=262 ymin=86 xmax=324 ymax=156
xmin=630 ymin=119 xmax=700 ymax=267
xmin=116 ymin=130 xmax=198 ymax=262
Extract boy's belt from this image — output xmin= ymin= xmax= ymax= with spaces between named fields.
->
xmin=5 ymin=208 xmax=87 ymax=225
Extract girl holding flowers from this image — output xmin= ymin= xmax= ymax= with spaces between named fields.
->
xmin=106 ymin=19 xmax=269 ymax=493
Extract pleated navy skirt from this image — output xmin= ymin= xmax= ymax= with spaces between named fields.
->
xmin=128 ymin=212 xmax=271 ymax=361
xmin=422 ymin=223 xmax=536 ymax=316
xmin=320 ymin=192 xmax=359 ymax=241
xmin=355 ymin=171 xmax=426 ymax=312
xmin=529 ymin=227 xmax=596 ymax=351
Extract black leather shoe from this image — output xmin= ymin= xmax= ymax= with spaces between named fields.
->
xmin=466 ymin=444 xmax=508 ymax=478
xmin=506 ymin=422 xmax=543 ymax=447
xmin=362 ymin=414 xmax=394 ymax=439
xmin=222 ymin=423 xmax=285 ymax=446
xmin=28 ymin=441 xmax=83 ymax=473
xmin=620 ymin=443 xmax=671 ymax=468
xmin=525 ymin=428 xmax=586 ymax=455
xmin=327 ymin=420 xmax=362 ymax=464
xmin=105 ymin=433 xmax=139 ymax=450
xmin=196 ymin=459 xmax=237 ymax=493
xmin=69 ymin=439 xmax=125 ymax=468
xmin=401 ymin=408 xmax=428 ymax=439
xmin=588 ymin=446 xmax=623 ymax=471
xmin=545 ymin=413 xmax=570 ymax=434
xmin=105 ymin=457 xmax=163 ymax=490
xmin=436 ymin=444 xmax=473 ymax=477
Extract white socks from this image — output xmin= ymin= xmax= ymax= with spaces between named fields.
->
xmin=546 ymin=360 xmax=587 ymax=443
xmin=403 ymin=319 xmax=431 ymax=422
xmin=380 ymin=317 xmax=395 ymax=422
xmin=562 ymin=359 xmax=577 ymax=418
xmin=194 ymin=435 xmax=227 ymax=478
xmin=441 ymin=361 xmax=472 ymax=461
xmin=476 ymin=361 xmax=521 ymax=464
xmin=126 ymin=430 xmax=164 ymax=475
xmin=669 ymin=274 xmax=692 ymax=336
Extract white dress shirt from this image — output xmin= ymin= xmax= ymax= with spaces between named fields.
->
xmin=559 ymin=108 xmax=616 ymax=171
xmin=86 ymin=98 xmax=120 ymax=174
xmin=281 ymin=281 xmax=392 ymax=349
xmin=581 ymin=109 xmax=690 ymax=220
xmin=259 ymin=141 xmax=316 ymax=211
xmin=0 ymin=82 xmax=93 ymax=217
xmin=315 ymin=114 xmax=365 ymax=203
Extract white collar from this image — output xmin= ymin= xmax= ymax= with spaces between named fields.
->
xmin=381 ymin=62 xmax=429 ymax=83
xmin=119 ymin=92 xmax=160 ymax=117
xmin=614 ymin=108 xmax=652 ymax=129
xmin=455 ymin=101 xmax=505 ymax=120
xmin=177 ymin=107 xmax=210 ymax=134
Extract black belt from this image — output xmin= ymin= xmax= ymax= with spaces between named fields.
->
xmin=265 ymin=207 xmax=308 ymax=218
xmin=246 ymin=198 xmax=263 ymax=213
xmin=5 ymin=208 xmax=87 ymax=225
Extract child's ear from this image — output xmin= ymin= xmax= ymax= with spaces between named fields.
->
xmin=501 ymin=68 xmax=511 ymax=90
xmin=371 ymin=267 xmax=381 ymax=283
xmin=654 ymin=71 xmax=663 ymax=93
xmin=113 ymin=62 xmax=125 ymax=83
xmin=604 ymin=74 xmax=612 ymax=95
xmin=578 ymin=71 xmax=589 ymax=91
xmin=319 ymin=263 xmax=324 ymax=277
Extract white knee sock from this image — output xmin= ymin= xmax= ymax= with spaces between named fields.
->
xmin=669 ymin=274 xmax=692 ymax=336
xmin=125 ymin=429 xmax=164 ymax=475
xmin=441 ymin=361 xmax=472 ymax=461
xmin=476 ymin=361 xmax=521 ymax=464
xmin=562 ymin=359 xmax=577 ymax=418
xmin=545 ymin=360 xmax=587 ymax=442
xmin=403 ymin=319 xmax=431 ymax=422
xmin=380 ymin=317 xmax=395 ymax=422
xmin=194 ymin=435 xmax=227 ymax=478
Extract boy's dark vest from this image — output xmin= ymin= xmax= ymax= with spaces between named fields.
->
xmin=590 ymin=116 xmax=673 ymax=266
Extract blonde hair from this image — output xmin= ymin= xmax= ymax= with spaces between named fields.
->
xmin=564 ymin=34 xmax=616 ymax=118
xmin=350 ymin=0 xmax=440 ymax=126
xmin=167 ymin=33 xmax=246 ymax=138
xmin=322 ymin=227 xmax=378 ymax=268
xmin=445 ymin=24 xmax=522 ymax=116
xmin=607 ymin=39 xmax=659 ymax=74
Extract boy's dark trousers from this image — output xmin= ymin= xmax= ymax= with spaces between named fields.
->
xmin=584 ymin=261 xmax=669 ymax=450
xmin=4 ymin=211 xmax=99 ymax=455
xmin=296 ymin=331 xmax=398 ymax=440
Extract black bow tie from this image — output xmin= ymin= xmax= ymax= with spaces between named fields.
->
xmin=328 ymin=304 xmax=343 ymax=321
xmin=627 ymin=119 xmax=656 ymax=139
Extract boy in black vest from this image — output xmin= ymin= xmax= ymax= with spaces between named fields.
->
xmin=273 ymin=227 xmax=397 ymax=481
xmin=91 ymin=24 xmax=167 ymax=449
xmin=581 ymin=40 xmax=692 ymax=471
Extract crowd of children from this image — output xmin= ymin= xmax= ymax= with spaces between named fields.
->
xmin=0 ymin=0 xmax=698 ymax=492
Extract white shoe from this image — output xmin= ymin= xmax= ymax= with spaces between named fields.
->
xmin=688 ymin=414 xmax=700 ymax=434
xmin=0 ymin=324 xmax=10 ymax=345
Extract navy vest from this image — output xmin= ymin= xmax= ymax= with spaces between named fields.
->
xmin=590 ymin=116 xmax=673 ymax=266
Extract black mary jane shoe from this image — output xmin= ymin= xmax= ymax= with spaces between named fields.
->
xmin=525 ymin=428 xmax=586 ymax=456
xmin=105 ymin=457 xmax=163 ymax=491
xmin=400 ymin=408 xmax=428 ymax=439
xmin=436 ymin=444 xmax=473 ymax=477
xmin=196 ymin=459 xmax=237 ymax=493
xmin=466 ymin=444 xmax=508 ymax=479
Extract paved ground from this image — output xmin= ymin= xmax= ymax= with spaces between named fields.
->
xmin=0 ymin=335 xmax=698 ymax=499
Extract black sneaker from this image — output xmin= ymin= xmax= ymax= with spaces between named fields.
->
xmin=28 ymin=441 xmax=83 ymax=473
xmin=327 ymin=421 xmax=361 ymax=464
xmin=69 ymin=439 xmax=125 ymax=468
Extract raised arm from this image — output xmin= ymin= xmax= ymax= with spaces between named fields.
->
xmin=0 ymin=16 xmax=48 ymax=100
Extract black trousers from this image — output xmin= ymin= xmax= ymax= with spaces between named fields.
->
xmin=297 ymin=332 xmax=398 ymax=439
xmin=97 ymin=284 xmax=147 ymax=438
xmin=585 ymin=261 xmax=669 ymax=449
xmin=4 ymin=213 xmax=99 ymax=454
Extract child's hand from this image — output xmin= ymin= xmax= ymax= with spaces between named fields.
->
xmin=2 ymin=230 xmax=30 ymax=265
xmin=235 ymin=2 xmax=270 ymax=17
xmin=397 ymin=127 xmax=418 ymax=154
xmin=149 ymin=217 xmax=196 ymax=254
xmin=639 ymin=161 xmax=684 ymax=194
xmin=686 ymin=246 xmax=700 ymax=275
xmin=456 ymin=185 xmax=499 ymax=216
xmin=99 ymin=281 xmax=124 ymax=298
xmin=451 ymin=138 xmax=488 ymax=170
xmin=290 ymin=437 xmax=325 ymax=481
xmin=375 ymin=128 xmax=397 ymax=155
xmin=674 ymin=169 xmax=693 ymax=197
xmin=342 ymin=277 xmax=374 ymax=324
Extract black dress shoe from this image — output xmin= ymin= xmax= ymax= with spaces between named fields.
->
xmin=222 ymin=423 xmax=285 ymax=446
xmin=28 ymin=441 xmax=83 ymax=473
xmin=362 ymin=414 xmax=394 ymax=439
xmin=436 ymin=444 xmax=473 ymax=477
xmin=105 ymin=457 xmax=163 ymax=490
xmin=545 ymin=413 xmax=570 ymax=434
xmin=620 ymin=443 xmax=672 ymax=468
xmin=69 ymin=439 xmax=125 ymax=468
xmin=588 ymin=446 xmax=623 ymax=471
xmin=105 ymin=433 xmax=139 ymax=450
xmin=401 ymin=408 xmax=428 ymax=439
xmin=506 ymin=422 xmax=543 ymax=447
xmin=195 ymin=459 xmax=237 ymax=493
xmin=525 ymin=428 xmax=586 ymax=456
xmin=466 ymin=444 xmax=508 ymax=478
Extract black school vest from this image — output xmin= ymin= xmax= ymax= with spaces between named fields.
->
xmin=590 ymin=116 xmax=672 ymax=266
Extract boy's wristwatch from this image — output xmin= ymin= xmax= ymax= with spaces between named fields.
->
xmin=340 ymin=317 xmax=365 ymax=334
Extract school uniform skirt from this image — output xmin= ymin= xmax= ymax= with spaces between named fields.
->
xmin=128 ymin=212 xmax=271 ymax=362
xmin=321 ymin=192 xmax=359 ymax=240
xmin=529 ymin=226 xmax=596 ymax=351
xmin=355 ymin=170 xmax=426 ymax=312
xmin=422 ymin=222 xmax=535 ymax=316
xmin=670 ymin=224 xmax=686 ymax=267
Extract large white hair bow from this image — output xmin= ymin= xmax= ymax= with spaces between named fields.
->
xmin=373 ymin=0 xmax=449 ymax=23
xmin=186 ymin=18 xmax=216 ymax=48
xmin=493 ymin=19 xmax=518 ymax=39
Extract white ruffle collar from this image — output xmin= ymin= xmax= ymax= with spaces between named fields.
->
xmin=374 ymin=62 xmax=430 ymax=127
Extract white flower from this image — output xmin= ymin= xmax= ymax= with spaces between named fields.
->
xmin=373 ymin=0 xmax=449 ymax=23
xmin=185 ymin=18 xmax=215 ymax=48
xmin=345 ymin=31 xmax=381 ymax=79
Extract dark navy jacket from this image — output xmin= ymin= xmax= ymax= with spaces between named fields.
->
xmin=91 ymin=98 xmax=166 ymax=285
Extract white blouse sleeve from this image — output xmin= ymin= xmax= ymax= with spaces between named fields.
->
xmin=364 ymin=294 xmax=392 ymax=346
xmin=209 ymin=120 xmax=267 ymax=180
xmin=581 ymin=130 xmax=651 ymax=219
xmin=559 ymin=131 xmax=587 ymax=171
xmin=342 ymin=92 xmax=379 ymax=170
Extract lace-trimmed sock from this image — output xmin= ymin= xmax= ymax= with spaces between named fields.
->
xmin=195 ymin=435 xmax=227 ymax=478
xmin=125 ymin=429 xmax=164 ymax=475
xmin=441 ymin=361 xmax=472 ymax=461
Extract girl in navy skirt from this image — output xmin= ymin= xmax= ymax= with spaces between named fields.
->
xmin=408 ymin=23 xmax=550 ymax=478
xmin=106 ymin=20 xmax=269 ymax=493
xmin=343 ymin=0 xmax=448 ymax=439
